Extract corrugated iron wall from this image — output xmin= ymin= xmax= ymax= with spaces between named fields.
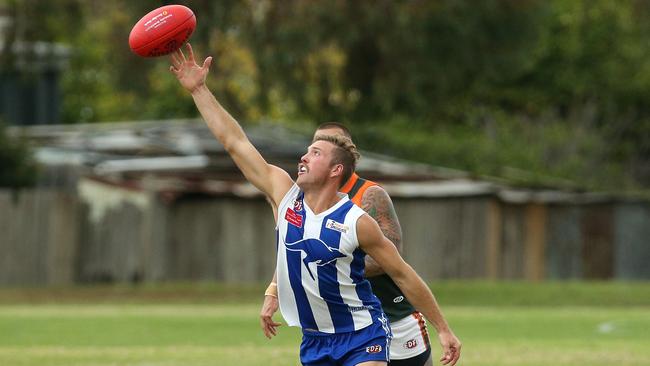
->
xmin=0 ymin=189 xmax=79 ymax=285
xmin=614 ymin=203 xmax=650 ymax=279
xmin=546 ymin=205 xmax=582 ymax=279
xmin=1 ymin=187 xmax=648 ymax=285
xmin=394 ymin=198 xmax=490 ymax=280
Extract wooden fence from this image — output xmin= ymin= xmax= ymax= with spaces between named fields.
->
xmin=1 ymin=183 xmax=649 ymax=286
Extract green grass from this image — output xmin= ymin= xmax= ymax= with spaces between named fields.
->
xmin=0 ymin=282 xmax=649 ymax=366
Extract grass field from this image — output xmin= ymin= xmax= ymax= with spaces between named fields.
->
xmin=0 ymin=282 xmax=649 ymax=366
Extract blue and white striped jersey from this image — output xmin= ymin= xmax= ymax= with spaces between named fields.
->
xmin=276 ymin=184 xmax=383 ymax=334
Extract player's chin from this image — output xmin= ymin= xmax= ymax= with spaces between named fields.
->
xmin=296 ymin=174 xmax=308 ymax=187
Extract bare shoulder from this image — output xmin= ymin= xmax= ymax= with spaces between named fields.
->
xmin=359 ymin=185 xmax=391 ymax=214
xmin=268 ymin=165 xmax=295 ymax=205
xmin=356 ymin=213 xmax=383 ymax=247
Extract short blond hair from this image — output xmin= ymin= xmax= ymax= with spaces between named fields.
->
xmin=313 ymin=134 xmax=360 ymax=187
xmin=316 ymin=122 xmax=352 ymax=139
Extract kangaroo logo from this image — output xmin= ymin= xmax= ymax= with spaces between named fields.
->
xmin=285 ymin=238 xmax=346 ymax=280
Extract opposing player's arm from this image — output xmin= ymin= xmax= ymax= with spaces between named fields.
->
xmin=357 ymin=214 xmax=461 ymax=365
xmin=360 ymin=185 xmax=403 ymax=277
xmin=170 ymin=44 xmax=293 ymax=205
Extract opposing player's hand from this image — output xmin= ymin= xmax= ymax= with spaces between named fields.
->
xmin=438 ymin=330 xmax=461 ymax=365
xmin=260 ymin=294 xmax=282 ymax=339
xmin=169 ymin=43 xmax=212 ymax=93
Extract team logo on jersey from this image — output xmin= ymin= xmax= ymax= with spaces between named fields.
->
xmin=393 ymin=296 xmax=404 ymax=303
xmin=292 ymin=198 xmax=303 ymax=212
xmin=285 ymin=238 xmax=345 ymax=280
xmin=404 ymin=339 xmax=418 ymax=349
xmin=366 ymin=345 xmax=383 ymax=354
xmin=325 ymin=219 xmax=348 ymax=233
xmin=285 ymin=208 xmax=303 ymax=228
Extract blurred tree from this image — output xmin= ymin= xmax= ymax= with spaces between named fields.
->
xmin=0 ymin=122 xmax=36 ymax=188
xmin=4 ymin=0 xmax=649 ymax=190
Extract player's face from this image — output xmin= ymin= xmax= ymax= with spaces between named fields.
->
xmin=297 ymin=140 xmax=337 ymax=188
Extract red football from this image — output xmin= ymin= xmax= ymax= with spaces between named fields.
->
xmin=129 ymin=5 xmax=196 ymax=57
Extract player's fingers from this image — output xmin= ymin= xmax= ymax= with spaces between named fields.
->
xmin=170 ymin=53 xmax=182 ymax=68
xmin=261 ymin=321 xmax=272 ymax=339
xmin=450 ymin=352 xmax=460 ymax=366
xmin=267 ymin=322 xmax=278 ymax=337
xmin=186 ymin=43 xmax=195 ymax=63
xmin=262 ymin=316 xmax=278 ymax=326
xmin=445 ymin=347 xmax=459 ymax=366
xmin=264 ymin=317 xmax=281 ymax=327
xmin=449 ymin=350 xmax=459 ymax=366
xmin=176 ymin=47 xmax=186 ymax=62
xmin=269 ymin=320 xmax=282 ymax=334
xmin=452 ymin=344 xmax=461 ymax=364
xmin=202 ymin=56 xmax=212 ymax=70
xmin=440 ymin=351 xmax=451 ymax=365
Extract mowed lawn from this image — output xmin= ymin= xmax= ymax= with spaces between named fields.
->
xmin=0 ymin=282 xmax=649 ymax=366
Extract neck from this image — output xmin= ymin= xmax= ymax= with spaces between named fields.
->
xmin=302 ymin=185 xmax=341 ymax=215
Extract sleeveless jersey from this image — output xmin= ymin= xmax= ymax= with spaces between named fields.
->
xmin=340 ymin=173 xmax=416 ymax=323
xmin=276 ymin=184 xmax=383 ymax=334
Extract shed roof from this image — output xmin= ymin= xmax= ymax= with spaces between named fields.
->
xmin=11 ymin=119 xmax=639 ymax=203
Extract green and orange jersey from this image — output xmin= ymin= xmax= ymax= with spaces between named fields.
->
xmin=339 ymin=173 xmax=416 ymax=322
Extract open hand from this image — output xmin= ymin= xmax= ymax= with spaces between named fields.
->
xmin=169 ymin=43 xmax=212 ymax=93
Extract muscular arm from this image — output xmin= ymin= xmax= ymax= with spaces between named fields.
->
xmin=357 ymin=214 xmax=451 ymax=334
xmin=360 ymin=185 xmax=403 ymax=277
xmin=170 ymin=44 xmax=292 ymax=206
xmin=358 ymin=214 xmax=461 ymax=366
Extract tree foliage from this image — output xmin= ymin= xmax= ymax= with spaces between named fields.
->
xmin=5 ymin=0 xmax=650 ymax=190
xmin=0 ymin=122 xmax=36 ymax=188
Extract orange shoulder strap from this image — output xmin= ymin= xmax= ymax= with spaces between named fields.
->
xmin=340 ymin=173 xmax=378 ymax=207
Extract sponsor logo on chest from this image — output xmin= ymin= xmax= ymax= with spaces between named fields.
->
xmin=285 ymin=208 xmax=303 ymax=228
xmin=347 ymin=304 xmax=374 ymax=313
xmin=325 ymin=219 xmax=348 ymax=233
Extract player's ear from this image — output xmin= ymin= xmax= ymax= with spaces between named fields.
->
xmin=330 ymin=163 xmax=344 ymax=179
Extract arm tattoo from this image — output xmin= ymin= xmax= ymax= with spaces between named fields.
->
xmin=361 ymin=185 xmax=403 ymax=252
xmin=361 ymin=186 xmax=403 ymax=277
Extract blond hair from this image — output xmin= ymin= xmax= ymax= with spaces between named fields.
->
xmin=316 ymin=122 xmax=352 ymax=139
xmin=313 ymin=134 xmax=360 ymax=187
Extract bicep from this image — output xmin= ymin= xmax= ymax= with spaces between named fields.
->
xmin=360 ymin=186 xmax=403 ymax=252
xmin=357 ymin=215 xmax=409 ymax=279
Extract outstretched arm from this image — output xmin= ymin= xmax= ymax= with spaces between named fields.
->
xmin=357 ymin=215 xmax=461 ymax=366
xmin=169 ymin=44 xmax=292 ymax=205
xmin=360 ymin=185 xmax=403 ymax=277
